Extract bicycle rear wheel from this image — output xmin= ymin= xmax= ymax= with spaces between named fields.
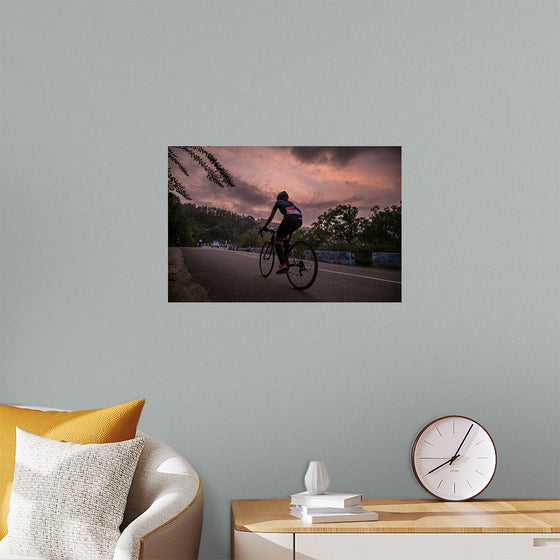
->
xmin=286 ymin=241 xmax=318 ymax=290
xmin=259 ymin=242 xmax=275 ymax=277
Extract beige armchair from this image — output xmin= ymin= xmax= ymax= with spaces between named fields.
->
xmin=117 ymin=432 xmax=203 ymax=560
xmin=0 ymin=431 xmax=203 ymax=560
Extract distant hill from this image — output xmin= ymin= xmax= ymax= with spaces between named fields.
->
xmin=169 ymin=194 xmax=260 ymax=246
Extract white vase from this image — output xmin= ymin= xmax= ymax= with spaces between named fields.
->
xmin=304 ymin=460 xmax=330 ymax=495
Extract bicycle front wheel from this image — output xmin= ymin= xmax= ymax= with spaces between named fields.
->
xmin=259 ymin=242 xmax=275 ymax=277
xmin=286 ymin=241 xmax=318 ymax=290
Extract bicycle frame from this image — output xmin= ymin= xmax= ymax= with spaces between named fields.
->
xmin=260 ymin=227 xmax=292 ymax=267
xmin=262 ymin=227 xmax=292 ymax=245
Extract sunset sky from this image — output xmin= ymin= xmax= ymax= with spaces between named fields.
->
xmin=170 ymin=146 xmax=401 ymax=226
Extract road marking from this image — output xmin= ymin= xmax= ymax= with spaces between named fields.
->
xmin=229 ymin=251 xmax=401 ymax=284
xmin=232 ymin=252 xmax=259 ymax=259
xmin=322 ymin=269 xmax=401 ymax=284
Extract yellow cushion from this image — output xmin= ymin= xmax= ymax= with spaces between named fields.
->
xmin=0 ymin=398 xmax=145 ymax=538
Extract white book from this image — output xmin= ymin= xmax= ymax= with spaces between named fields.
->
xmin=290 ymin=491 xmax=363 ymax=508
xmin=292 ymin=504 xmax=365 ymax=514
xmin=290 ymin=506 xmax=378 ymax=524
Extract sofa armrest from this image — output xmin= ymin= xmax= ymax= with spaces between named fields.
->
xmin=114 ymin=433 xmax=203 ymax=560
xmin=114 ymin=485 xmax=203 ymax=560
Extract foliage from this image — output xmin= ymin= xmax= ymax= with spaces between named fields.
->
xmin=168 ymin=193 xmax=201 ymax=246
xmin=168 ymin=195 xmax=258 ymax=246
xmin=360 ymin=203 xmax=402 ymax=252
xmin=238 ymin=229 xmax=262 ymax=248
xmin=308 ymin=204 xmax=365 ymax=249
xmin=168 ymin=146 xmax=235 ymax=200
xmin=302 ymin=202 xmax=401 ymax=263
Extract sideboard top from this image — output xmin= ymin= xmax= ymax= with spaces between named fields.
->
xmin=231 ymin=499 xmax=560 ymax=534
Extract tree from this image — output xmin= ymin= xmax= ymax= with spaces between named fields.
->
xmin=360 ymin=203 xmax=401 ymax=251
xmin=168 ymin=146 xmax=235 ymax=200
xmin=238 ymin=229 xmax=261 ymax=248
xmin=168 ymin=193 xmax=201 ymax=246
xmin=309 ymin=204 xmax=364 ymax=248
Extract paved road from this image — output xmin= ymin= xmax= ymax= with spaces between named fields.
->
xmin=180 ymin=247 xmax=401 ymax=302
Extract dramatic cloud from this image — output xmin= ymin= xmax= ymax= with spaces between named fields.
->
xmin=169 ymin=146 xmax=401 ymax=226
xmin=290 ymin=146 xmax=387 ymax=167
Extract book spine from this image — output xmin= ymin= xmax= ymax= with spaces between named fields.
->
xmin=292 ymin=505 xmax=365 ymax=514
xmin=290 ymin=497 xmax=362 ymax=508
xmin=289 ymin=509 xmax=379 ymax=524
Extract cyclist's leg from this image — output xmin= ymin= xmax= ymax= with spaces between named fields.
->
xmin=284 ymin=217 xmax=302 ymax=254
xmin=275 ymin=219 xmax=291 ymax=264
xmin=278 ymin=219 xmax=302 ymax=256
xmin=273 ymin=237 xmax=285 ymax=264
xmin=277 ymin=218 xmax=302 ymax=272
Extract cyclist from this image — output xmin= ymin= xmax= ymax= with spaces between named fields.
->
xmin=261 ymin=191 xmax=303 ymax=273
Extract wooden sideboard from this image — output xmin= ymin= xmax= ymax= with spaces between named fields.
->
xmin=231 ymin=498 xmax=560 ymax=559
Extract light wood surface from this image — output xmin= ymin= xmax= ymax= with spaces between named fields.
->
xmin=231 ymin=499 xmax=560 ymax=534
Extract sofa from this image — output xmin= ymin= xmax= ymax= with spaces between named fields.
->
xmin=114 ymin=432 xmax=203 ymax=560
xmin=0 ymin=403 xmax=203 ymax=560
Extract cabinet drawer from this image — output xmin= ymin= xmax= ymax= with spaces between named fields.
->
xmin=296 ymin=533 xmax=560 ymax=560
xmin=233 ymin=531 xmax=293 ymax=560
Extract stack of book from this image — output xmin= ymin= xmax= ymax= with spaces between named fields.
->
xmin=289 ymin=491 xmax=378 ymax=524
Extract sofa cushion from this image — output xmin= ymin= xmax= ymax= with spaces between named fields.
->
xmin=0 ymin=554 xmax=44 ymax=559
xmin=2 ymin=428 xmax=144 ymax=560
xmin=0 ymin=399 xmax=144 ymax=538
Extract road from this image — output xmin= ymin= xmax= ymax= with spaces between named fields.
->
xmin=179 ymin=247 xmax=401 ymax=302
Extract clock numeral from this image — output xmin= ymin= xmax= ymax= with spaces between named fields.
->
xmin=423 ymin=439 xmax=435 ymax=446
xmin=437 ymin=479 xmax=443 ymax=489
xmin=466 ymin=479 xmax=473 ymax=489
xmin=474 ymin=440 xmax=485 ymax=446
xmin=436 ymin=427 xmax=443 ymax=438
xmin=475 ymin=470 xmax=485 ymax=476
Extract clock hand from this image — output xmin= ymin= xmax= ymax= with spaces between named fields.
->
xmin=449 ymin=423 xmax=473 ymax=464
xmin=426 ymin=455 xmax=460 ymax=475
xmin=426 ymin=424 xmax=473 ymax=474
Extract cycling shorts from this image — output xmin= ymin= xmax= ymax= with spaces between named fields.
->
xmin=277 ymin=215 xmax=302 ymax=239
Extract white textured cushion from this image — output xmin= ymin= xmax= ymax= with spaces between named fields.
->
xmin=2 ymin=428 xmax=144 ymax=560
xmin=0 ymin=555 xmax=43 ymax=559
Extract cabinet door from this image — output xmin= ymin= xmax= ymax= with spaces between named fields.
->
xmin=233 ymin=531 xmax=293 ymax=560
xmin=296 ymin=533 xmax=560 ymax=560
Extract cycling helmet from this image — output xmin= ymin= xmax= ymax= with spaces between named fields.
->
xmin=277 ymin=191 xmax=289 ymax=200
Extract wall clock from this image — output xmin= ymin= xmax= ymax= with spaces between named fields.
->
xmin=411 ymin=415 xmax=497 ymax=501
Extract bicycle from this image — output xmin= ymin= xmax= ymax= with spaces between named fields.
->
xmin=258 ymin=227 xmax=318 ymax=290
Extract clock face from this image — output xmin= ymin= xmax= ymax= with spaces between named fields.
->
xmin=412 ymin=416 xmax=497 ymax=501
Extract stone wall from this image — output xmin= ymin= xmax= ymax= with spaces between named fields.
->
xmin=372 ymin=252 xmax=401 ymax=268
xmin=232 ymin=246 xmax=401 ymax=268
xmin=315 ymin=251 xmax=355 ymax=265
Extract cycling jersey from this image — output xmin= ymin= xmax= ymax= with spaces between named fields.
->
xmin=274 ymin=199 xmax=302 ymax=217
xmin=274 ymin=199 xmax=303 ymax=239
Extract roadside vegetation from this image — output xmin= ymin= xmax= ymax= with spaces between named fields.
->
xmin=169 ymin=194 xmax=401 ymax=267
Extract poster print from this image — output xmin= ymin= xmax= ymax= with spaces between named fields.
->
xmin=168 ymin=146 xmax=401 ymax=302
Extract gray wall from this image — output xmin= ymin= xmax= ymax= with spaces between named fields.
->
xmin=1 ymin=2 xmax=558 ymax=559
